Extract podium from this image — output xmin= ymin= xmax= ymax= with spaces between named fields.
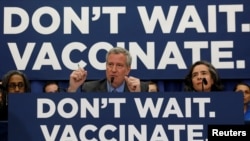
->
xmin=8 ymin=92 xmax=244 ymax=141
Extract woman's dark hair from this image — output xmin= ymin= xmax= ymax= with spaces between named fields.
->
xmin=184 ymin=60 xmax=224 ymax=91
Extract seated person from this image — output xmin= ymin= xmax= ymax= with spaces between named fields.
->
xmin=43 ymin=80 xmax=60 ymax=93
xmin=184 ymin=60 xmax=224 ymax=92
xmin=233 ymin=82 xmax=250 ymax=124
xmin=67 ymin=47 xmax=149 ymax=93
xmin=0 ymin=70 xmax=31 ymax=121
xmin=148 ymin=81 xmax=159 ymax=92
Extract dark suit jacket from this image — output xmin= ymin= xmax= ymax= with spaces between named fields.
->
xmin=81 ymin=78 xmax=149 ymax=92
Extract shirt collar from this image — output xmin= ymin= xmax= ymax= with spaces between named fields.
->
xmin=107 ymin=81 xmax=125 ymax=92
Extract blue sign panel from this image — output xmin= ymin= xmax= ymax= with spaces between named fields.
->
xmin=1 ymin=0 xmax=250 ymax=80
xmin=8 ymin=92 xmax=244 ymax=141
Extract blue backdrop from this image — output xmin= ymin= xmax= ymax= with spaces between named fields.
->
xmin=1 ymin=0 xmax=250 ymax=92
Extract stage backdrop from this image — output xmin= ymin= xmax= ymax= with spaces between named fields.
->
xmin=1 ymin=0 xmax=250 ymax=80
xmin=8 ymin=92 xmax=244 ymax=141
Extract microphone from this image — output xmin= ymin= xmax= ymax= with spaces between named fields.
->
xmin=202 ymin=78 xmax=207 ymax=92
xmin=111 ymin=77 xmax=114 ymax=84
xmin=202 ymin=78 xmax=208 ymax=85
xmin=110 ymin=77 xmax=117 ymax=92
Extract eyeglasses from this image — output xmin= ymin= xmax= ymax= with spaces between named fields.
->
xmin=8 ymin=82 xmax=25 ymax=89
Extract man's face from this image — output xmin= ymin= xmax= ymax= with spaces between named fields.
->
xmin=106 ymin=53 xmax=131 ymax=88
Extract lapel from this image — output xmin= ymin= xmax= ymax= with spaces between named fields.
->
xmin=124 ymin=82 xmax=130 ymax=92
xmin=95 ymin=79 xmax=108 ymax=92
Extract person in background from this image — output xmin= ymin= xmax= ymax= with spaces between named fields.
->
xmin=184 ymin=60 xmax=224 ymax=92
xmin=148 ymin=80 xmax=159 ymax=92
xmin=233 ymin=82 xmax=250 ymax=123
xmin=43 ymin=80 xmax=60 ymax=93
xmin=0 ymin=70 xmax=31 ymax=120
xmin=67 ymin=47 xmax=149 ymax=92
xmin=0 ymin=70 xmax=31 ymax=141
